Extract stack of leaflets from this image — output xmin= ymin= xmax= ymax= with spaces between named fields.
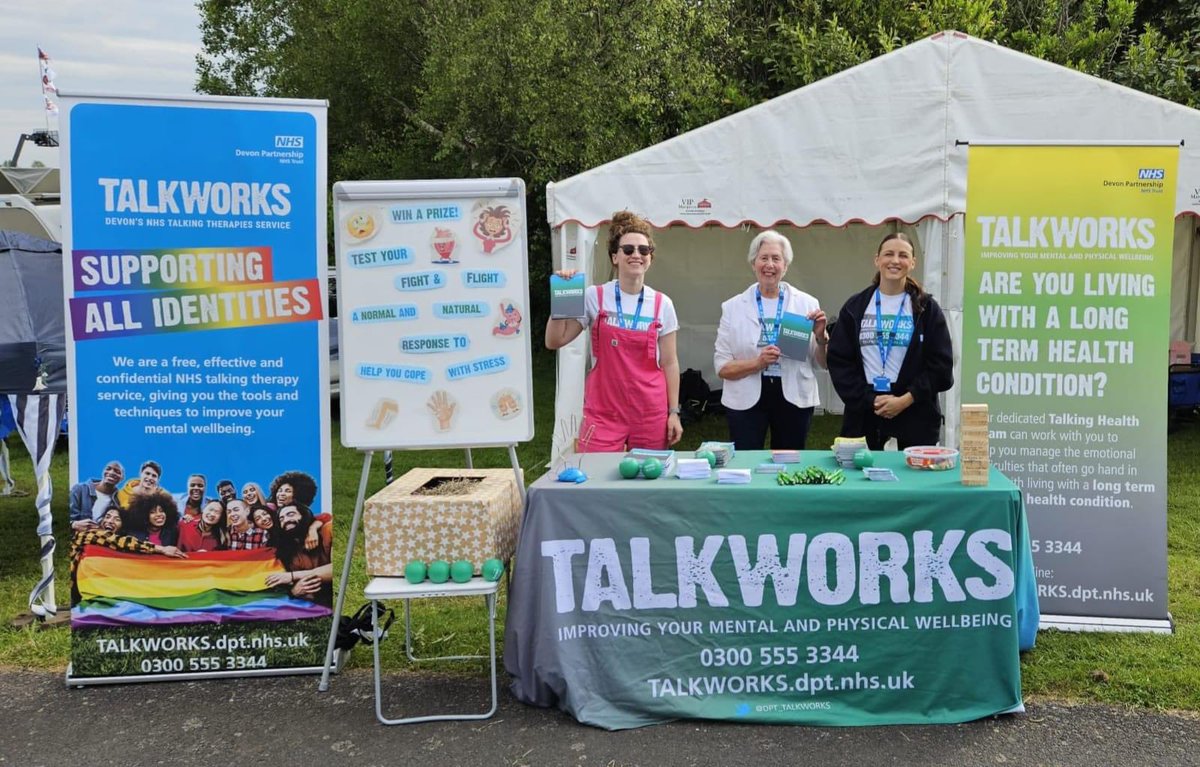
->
xmin=675 ymin=458 xmax=712 ymax=480
xmin=771 ymin=450 xmax=802 ymax=464
xmin=776 ymin=312 xmax=815 ymax=359
xmin=717 ymin=468 xmax=752 ymax=485
xmin=549 ymin=274 xmax=586 ymax=319
xmin=755 ymin=462 xmax=786 ymax=474
xmin=697 ymin=441 xmax=735 ymax=466
xmin=863 ymin=467 xmax=898 ymax=482
xmin=627 ymin=448 xmax=676 ymax=476
xmin=832 ymin=437 xmax=868 ymax=468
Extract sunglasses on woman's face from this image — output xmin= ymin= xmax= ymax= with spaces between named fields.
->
xmin=618 ymin=244 xmax=654 ymax=256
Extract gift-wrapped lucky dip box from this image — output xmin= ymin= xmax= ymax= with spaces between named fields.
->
xmin=363 ymin=468 xmax=523 ymax=576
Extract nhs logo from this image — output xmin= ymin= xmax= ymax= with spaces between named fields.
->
xmin=1137 ymin=168 xmax=1165 ymax=180
xmin=274 ymin=135 xmax=304 ymax=148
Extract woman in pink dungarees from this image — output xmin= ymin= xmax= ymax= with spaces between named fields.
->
xmin=545 ymin=211 xmax=683 ymax=452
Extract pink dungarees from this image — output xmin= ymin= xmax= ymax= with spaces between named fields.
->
xmin=578 ymin=284 xmax=668 ymax=452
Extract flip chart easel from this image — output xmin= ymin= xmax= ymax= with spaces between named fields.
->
xmin=319 ymin=178 xmax=533 ymax=690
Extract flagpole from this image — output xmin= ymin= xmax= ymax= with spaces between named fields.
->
xmin=38 ymin=45 xmax=48 ymax=133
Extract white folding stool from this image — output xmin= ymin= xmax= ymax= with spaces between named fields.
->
xmin=364 ymin=576 xmax=500 ymax=725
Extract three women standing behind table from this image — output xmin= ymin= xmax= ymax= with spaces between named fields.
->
xmin=545 ymin=211 xmax=683 ymax=451
xmin=827 ymin=233 xmax=953 ymax=450
xmin=714 ymin=231 xmax=828 ymax=450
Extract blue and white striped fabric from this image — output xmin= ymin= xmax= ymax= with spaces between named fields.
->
xmin=6 ymin=393 xmax=66 ymax=615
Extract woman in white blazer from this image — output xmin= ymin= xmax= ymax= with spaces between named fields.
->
xmin=713 ymin=230 xmax=828 ymax=450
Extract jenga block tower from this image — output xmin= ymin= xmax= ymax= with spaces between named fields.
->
xmin=960 ymin=404 xmax=990 ymax=486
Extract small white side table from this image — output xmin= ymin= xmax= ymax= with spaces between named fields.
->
xmin=363 ymin=576 xmax=500 ymax=725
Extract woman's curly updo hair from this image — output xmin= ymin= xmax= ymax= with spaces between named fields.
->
xmin=606 ymin=210 xmax=655 ymax=256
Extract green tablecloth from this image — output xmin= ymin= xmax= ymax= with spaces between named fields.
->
xmin=503 ymin=450 xmax=1038 ymax=730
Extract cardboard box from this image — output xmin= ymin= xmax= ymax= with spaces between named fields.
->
xmin=363 ymin=468 xmax=523 ymax=576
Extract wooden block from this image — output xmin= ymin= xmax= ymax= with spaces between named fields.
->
xmin=961 ymin=404 xmax=990 ymax=427
xmin=961 ymin=456 xmax=989 ymax=486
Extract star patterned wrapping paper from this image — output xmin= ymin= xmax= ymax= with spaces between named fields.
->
xmin=363 ymin=468 xmax=523 ymax=576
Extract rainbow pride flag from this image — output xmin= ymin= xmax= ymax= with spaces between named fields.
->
xmin=73 ymin=546 xmax=330 ymax=628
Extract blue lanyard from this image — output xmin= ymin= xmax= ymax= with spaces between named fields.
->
xmin=874 ymin=289 xmax=908 ymax=370
xmin=756 ymin=286 xmax=785 ymax=345
xmin=613 ymin=283 xmax=645 ymax=330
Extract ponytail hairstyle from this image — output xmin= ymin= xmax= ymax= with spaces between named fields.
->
xmin=871 ymin=232 xmax=929 ymax=313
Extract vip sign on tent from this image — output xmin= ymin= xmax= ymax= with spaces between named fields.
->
xmin=59 ymin=93 xmax=331 ymax=683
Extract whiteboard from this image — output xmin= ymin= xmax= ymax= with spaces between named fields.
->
xmin=334 ymin=179 xmax=534 ymax=450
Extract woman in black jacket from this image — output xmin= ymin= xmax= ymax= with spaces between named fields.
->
xmin=827 ymin=233 xmax=953 ymax=449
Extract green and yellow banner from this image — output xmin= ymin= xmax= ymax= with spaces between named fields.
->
xmin=962 ymin=144 xmax=1175 ymax=622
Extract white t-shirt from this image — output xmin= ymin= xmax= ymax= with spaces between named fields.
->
xmin=755 ymin=286 xmax=788 ymax=377
xmin=859 ymin=290 xmax=913 ymax=385
xmin=581 ymin=282 xmax=678 ymax=364
xmin=91 ymin=491 xmax=114 ymax=522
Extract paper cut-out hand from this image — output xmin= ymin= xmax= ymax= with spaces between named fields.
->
xmin=427 ymin=390 xmax=456 ymax=431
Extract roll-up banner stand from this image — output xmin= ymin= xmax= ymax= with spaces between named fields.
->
xmin=60 ymin=93 xmax=333 ymax=683
xmin=961 ymin=142 xmax=1176 ymax=633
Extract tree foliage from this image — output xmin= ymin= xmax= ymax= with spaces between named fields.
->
xmin=197 ymin=0 xmax=1200 ymax=178
xmin=196 ymin=0 xmax=1200 ymax=317
xmin=197 ymin=0 xmax=1200 ymax=187
xmin=197 ymin=0 xmax=734 ymax=317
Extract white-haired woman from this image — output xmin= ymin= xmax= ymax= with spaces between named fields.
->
xmin=713 ymin=230 xmax=828 ymax=450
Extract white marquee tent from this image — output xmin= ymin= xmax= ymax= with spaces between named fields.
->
xmin=546 ymin=31 xmax=1200 ymax=460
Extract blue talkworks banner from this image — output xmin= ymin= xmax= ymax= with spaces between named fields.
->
xmin=61 ymin=95 xmax=331 ymax=682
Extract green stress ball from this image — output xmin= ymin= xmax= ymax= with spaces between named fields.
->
xmin=450 ymin=560 xmax=474 ymax=583
xmin=641 ymin=457 xmax=663 ymax=479
xmin=696 ymin=449 xmax=717 ymax=468
xmin=404 ymin=560 xmax=427 ymax=584
xmin=854 ymin=449 xmax=875 ymax=469
xmin=482 ymin=558 xmax=505 ymax=582
xmin=618 ymin=457 xmax=642 ymax=479
xmin=428 ymin=560 xmax=451 ymax=584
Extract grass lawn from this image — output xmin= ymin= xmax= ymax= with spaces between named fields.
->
xmin=1 ymin=354 xmax=1197 ymax=713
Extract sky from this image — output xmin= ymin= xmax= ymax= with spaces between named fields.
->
xmin=0 ymin=0 xmax=203 ymax=167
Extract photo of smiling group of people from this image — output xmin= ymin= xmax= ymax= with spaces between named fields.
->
xmin=68 ymin=460 xmax=332 ymax=628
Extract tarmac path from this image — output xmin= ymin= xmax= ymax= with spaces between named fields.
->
xmin=1 ymin=669 xmax=1197 ymax=766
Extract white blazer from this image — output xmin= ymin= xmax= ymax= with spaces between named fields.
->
xmin=714 ymin=282 xmax=822 ymax=411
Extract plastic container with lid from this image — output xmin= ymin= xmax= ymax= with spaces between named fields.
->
xmin=903 ymin=446 xmax=959 ymax=471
